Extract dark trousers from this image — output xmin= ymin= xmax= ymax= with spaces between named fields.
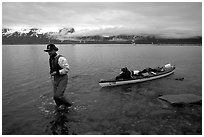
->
xmin=53 ymin=74 xmax=71 ymax=107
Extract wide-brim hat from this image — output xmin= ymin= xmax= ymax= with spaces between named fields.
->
xmin=44 ymin=44 xmax=58 ymax=52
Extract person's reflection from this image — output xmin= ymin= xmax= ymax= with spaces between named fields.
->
xmin=49 ymin=110 xmax=70 ymax=135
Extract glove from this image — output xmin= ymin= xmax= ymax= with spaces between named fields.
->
xmin=50 ymin=71 xmax=57 ymax=76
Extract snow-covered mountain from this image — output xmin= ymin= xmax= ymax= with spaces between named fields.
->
xmin=2 ymin=27 xmax=75 ymax=39
xmin=2 ymin=27 xmax=77 ymax=44
xmin=2 ymin=27 xmax=202 ymax=45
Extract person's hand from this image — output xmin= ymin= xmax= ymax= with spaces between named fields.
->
xmin=50 ymin=71 xmax=57 ymax=76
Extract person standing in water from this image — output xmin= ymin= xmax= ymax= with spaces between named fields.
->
xmin=44 ymin=44 xmax=72 ymax=109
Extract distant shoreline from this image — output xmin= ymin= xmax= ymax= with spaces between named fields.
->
xmin=2 ymin=43 xmax=202 ymax=46
xmin=3 ymin=30 xmax=201 ymax=45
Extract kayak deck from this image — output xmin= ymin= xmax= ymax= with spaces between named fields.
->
xmin=99 ymin=65 xmax=175 ymax=87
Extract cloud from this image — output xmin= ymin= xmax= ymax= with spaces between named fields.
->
xmin=2 ymin=2 xmax=202 ymax=38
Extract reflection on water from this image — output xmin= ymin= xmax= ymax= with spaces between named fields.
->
xmin=38 ymin=93 xmax=71 ymax=135
xmin=46 ymin=110 xmax=70 ymax=135
xmin=38 ymin=92 xmax=85 ymax=135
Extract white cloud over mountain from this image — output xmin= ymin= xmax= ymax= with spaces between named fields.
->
xmin=2 ymin=2 xmax=202 ymax=38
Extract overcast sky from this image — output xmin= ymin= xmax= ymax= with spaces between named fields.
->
xmin=2 ymin=2 xmax=202 ymax=38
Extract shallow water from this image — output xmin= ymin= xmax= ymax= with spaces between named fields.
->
xmin=2 ymin=44 xmax=202 ymax=135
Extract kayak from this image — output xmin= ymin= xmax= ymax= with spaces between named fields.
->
xmin=99 ymin=64 xmax=175 ymax=87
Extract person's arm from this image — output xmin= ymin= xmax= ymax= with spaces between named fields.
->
xmin=58 ymin=56 xmax=70 ymax=75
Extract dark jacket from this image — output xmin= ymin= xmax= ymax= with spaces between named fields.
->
xmin=49 ymin=54 xmax=63 ymax=75
xmin=116 ymin=67 xmax=132 ymax=80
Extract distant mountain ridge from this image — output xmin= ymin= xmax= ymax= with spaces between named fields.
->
xmin=2 ymin=27 xmax=202 ymax=45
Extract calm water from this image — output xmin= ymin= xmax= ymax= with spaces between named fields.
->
xmin=2 ymin=44 xmax=202 ymax=135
